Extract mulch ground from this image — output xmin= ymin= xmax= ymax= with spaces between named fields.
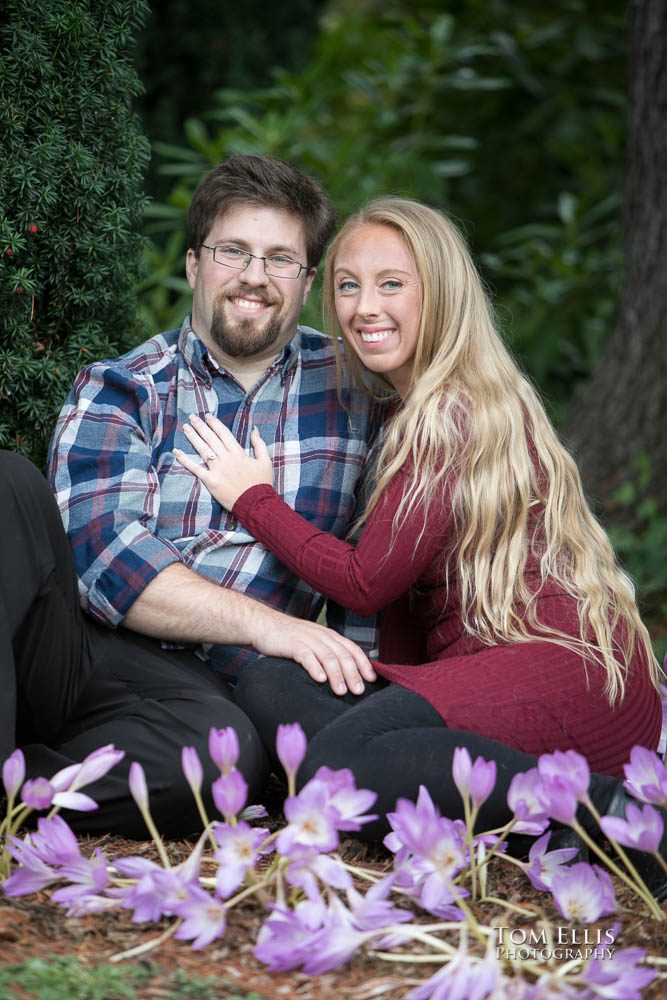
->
xmin=1 ymin=825 xmax=666 ymax=1000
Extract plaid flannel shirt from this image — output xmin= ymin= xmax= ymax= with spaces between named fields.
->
xmin=47 ymin=318 xmax=378 ymax=678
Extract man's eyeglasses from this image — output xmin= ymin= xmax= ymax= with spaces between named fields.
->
xmin=200 ymin=244 xmax=310 ymax=279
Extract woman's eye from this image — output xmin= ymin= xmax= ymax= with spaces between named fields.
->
xmin=337 ymin=280 xmax=359 ymax=293
xmin=382 ymin=279 xmax=403 ymax=291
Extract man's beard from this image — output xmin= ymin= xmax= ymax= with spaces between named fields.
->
xmin=210 ymin=296 xmax=284 ymax=359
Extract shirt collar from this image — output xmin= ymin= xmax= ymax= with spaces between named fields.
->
xmin=178 ymin=315 xmax=301 ymax=385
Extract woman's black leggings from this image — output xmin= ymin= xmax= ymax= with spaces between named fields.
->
xmin=233 ymin=657 xmax=618 ymax=843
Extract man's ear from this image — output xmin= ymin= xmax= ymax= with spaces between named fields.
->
xmin=185 ymin=248 xmax=199 ymax=290
xmin=302 ymin=266 xmax=317 ymax=305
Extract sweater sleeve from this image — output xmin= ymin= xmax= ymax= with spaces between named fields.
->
xmin=231 ymin=471 xmax=452 ymax=617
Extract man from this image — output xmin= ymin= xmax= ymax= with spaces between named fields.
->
xmin=36 ymin=155 xmax=377 ymax=834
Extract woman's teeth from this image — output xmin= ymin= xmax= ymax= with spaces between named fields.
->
xmin=360 ymin=330 xmax=392 ymax=343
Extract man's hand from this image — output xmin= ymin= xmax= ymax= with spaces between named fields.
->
xmin=255 ymin=609 xmax=377 ymax=696
xmin=124 ymin=563 xmax=376 ymax=697
xmin=174 ymin=414 xmax=272 ymax=510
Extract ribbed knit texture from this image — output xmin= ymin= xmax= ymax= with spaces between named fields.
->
xmin=233 ymin=478 xmax=661 ymax=778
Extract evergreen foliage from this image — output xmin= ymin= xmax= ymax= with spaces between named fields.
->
xmin=0 ymin=0 xmax=151 ymax=465
xmin=143 ymin=0 xmax=625 ymax=415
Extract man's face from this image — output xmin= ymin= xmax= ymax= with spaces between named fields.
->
xmin=186 ymin=204 xmax=315 ymax=367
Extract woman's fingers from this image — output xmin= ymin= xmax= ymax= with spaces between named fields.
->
xmin=173 ymin=447 xmax=207 ymax=480
xmin=204 ymin=413 xmax=242 ymax=451
xmin=249 ymin=428 xmax=273 ymax=480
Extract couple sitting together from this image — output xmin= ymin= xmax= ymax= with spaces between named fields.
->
xmin=2 ymin=154 xmax=664 ymax=884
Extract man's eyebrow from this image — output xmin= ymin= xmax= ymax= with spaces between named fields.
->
xmin=213 ymin=237 xmax=302 ymax=257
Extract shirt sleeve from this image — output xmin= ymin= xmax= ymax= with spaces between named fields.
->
xmin=47 ymin=361 xmax=182 ymax=626
xmin=231 ymin=470 xmax=452 ymax=618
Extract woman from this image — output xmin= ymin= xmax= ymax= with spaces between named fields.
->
xmin=174 ymin=198 xmax=663 ymax=856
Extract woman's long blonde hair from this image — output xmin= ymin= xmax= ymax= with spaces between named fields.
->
xmin=323 ymin=197 xmax=660 ymax=703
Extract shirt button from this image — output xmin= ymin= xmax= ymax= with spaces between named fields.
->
xmin=244 ymin=398 xmax=252 ymax=408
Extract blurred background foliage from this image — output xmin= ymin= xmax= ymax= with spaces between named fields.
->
xmin=136 ymin=0 xmax=626 ymax=419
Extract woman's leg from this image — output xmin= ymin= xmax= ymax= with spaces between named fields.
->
xmin=234 ymin=659 xmax=537 ymax=835
xmin=233 ymin=655 xmax=389 ymax=772
xmin=233 ymin=658 xmax=630 ymax=843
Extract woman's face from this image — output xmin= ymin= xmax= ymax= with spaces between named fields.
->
xmin=332 ymin=224 xmax=421 ymax=397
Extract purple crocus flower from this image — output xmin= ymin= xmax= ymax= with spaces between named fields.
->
xmin=51 ymin=848 xmax=110 ymax=913
xmin=581 ymin=945 xmax=656 ymax=999
xmin=309 ymin=766 xmax=378 ymax=831
xmin=522 ymin=831 xmax=580 ymax=891
xmin=623 ymin=745 xmax=667 ymax=809
xmin=20 ymin=777 xmax=56 ymax=811
xmin=211 ymin=769 xmax=248 ymax=822
xmin=181 ymin=746 xmax=204 ymax=796
xmin=114 ymin=839 xmax=204 ymax=923
xmin=276 ymin=723 xmax=307 ymax=783
xmin=213 ymin=820 xmax=271 ymax=898
xmin=452 ymin=746 xmax=497 ymax=809
xmin=2 ymin=837 xmax=60 ymax=895
xmin=536 ymin=750 xmax=591 ymax=825
xmin=276 ymin=780 xmax=340 ymax=855
xmin=115 ymin=863 xmax=191 ymax=923
xmin=385 ymin=786 xmax=467 ymax=917
xmin=284 ymin=847 xmax=353 ymax=901
xmin=128 ymin=761 xmax=149 ymax=813
xmin=61 ymin=744 xmax=125 ymax=791
xmin=254 ymin=899 xmax=326 ymax=972
xmin=550 ymin=862 xmax=616 ymax=922
xmin=29 ymin=815 xmax=82 ymax=867
xmin=538 ymin=750 xmax=591 ymax=799
xmin=300 ymin=896 xmax=368 ymax=975
xmin=600 ymin=800 xmax=664 ymax=853
xmin=345 ymin=874 xmax=413 ymax=945
xmin=173 ymin=883 xmax=227 ymax=950
xmin=405 ymin=929 xmax=499 ymax=1000
xmin=2 ymin=749 xmax=25 ymax=800
xmin=208 ymin=726 xmax=239 ymax=775
xmin=506 ymin=768 xmax=550 ymax=835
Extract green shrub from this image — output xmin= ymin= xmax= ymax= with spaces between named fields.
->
xmin=0 ymin=0 xmax=150 ymax=466
xmin=140 ymin=0 xmax=625 ymax=414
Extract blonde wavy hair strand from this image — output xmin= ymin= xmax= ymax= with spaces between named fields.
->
xmin=323 ymin=197 xmax=660 ymax=704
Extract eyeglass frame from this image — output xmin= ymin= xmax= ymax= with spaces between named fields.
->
xmin=199 ymin=243 xmax=312 ymax=280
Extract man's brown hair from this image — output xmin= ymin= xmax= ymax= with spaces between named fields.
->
xmin=187 ymin=154 xmax=336 ymax=267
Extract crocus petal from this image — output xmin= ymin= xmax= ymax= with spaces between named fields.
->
xmin=452 ymin=746 xmax=472 ymax=800
xmin=2 ymin=749 xmax=25 ymax=799
xmin=623 ymin=745 xmax=667 ymax=808
xmin=211 ymin=769 xmax=247 ymax=821
xmin=73 ymin=745 xmax=125 ymax=789
xmin=52 ymin=791 xmax=99 ymax=812
xmin=21 ymin=777 xmax=55 ymax=810
xmin=600 ymin=801 xmax=664 ymax=853
xmin=181 ymin=746 xmax=204 ymax=794
xmin=128 ymin=762 xmax=149 ymax=812
xmin=276 ymin=723 xmax=307 ymax=779
xmin=208 ymin=727 xmax=239 ymax=774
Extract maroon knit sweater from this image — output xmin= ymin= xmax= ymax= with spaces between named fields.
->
xmin=233 ymin=471 xmax=660 ymax=777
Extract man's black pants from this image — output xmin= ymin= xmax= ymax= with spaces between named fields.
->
xmin=1 ymin=450 xmax=268 ymax=838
